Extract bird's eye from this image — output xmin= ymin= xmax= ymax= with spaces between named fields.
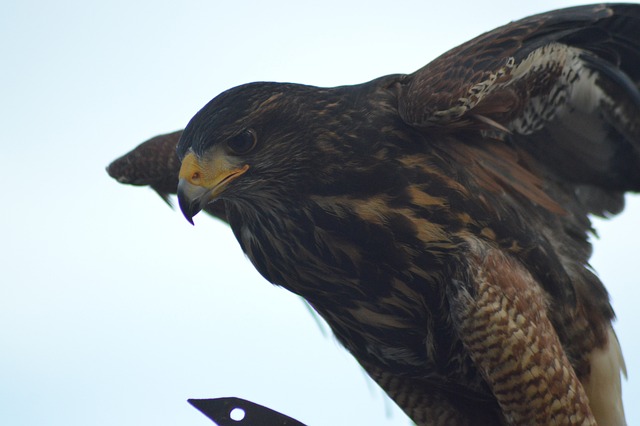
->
xmin=226 ymin=129 xmax=257 ymax=155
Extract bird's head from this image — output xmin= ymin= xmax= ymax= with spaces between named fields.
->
xmin=176 ymin=78 xmax=403 ymax=225
xmin=176 ymin=82 xmax=323 ymax=224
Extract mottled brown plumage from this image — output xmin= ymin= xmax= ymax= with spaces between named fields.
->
xmin=107 ymin=4 xmax=639 ymax=425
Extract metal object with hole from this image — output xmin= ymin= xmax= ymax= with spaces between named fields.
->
xmin=189 ymin=397 xmax=307 ymax=426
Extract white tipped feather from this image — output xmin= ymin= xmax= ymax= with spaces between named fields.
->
xmin=582 ymin=326 xmax=627 ymax=426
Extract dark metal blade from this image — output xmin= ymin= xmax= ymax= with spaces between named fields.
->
xmin=188 ymin=397 xmax=307 ymax=426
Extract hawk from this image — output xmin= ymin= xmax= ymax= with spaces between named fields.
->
xmin=108 ymin=4 xmax=638 ymax=425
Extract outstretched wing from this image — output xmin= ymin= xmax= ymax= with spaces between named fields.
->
xmin=395 ymin=4 xmax=640 ymax=318
xmin=107 ymin=130 xmax=183 ymax=205
xmin=106 ymin=130 xmax=228 ymax=221
xmin=399 ymin=3 xmax=640 ymax=196
xmin=393 ymin=5 xmax=636 ymax=424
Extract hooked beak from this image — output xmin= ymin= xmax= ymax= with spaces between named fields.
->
xmin=177 ymin=151 xmax=249 ymax=225
xmin=177 ymin=179 xmax=209 ymax=225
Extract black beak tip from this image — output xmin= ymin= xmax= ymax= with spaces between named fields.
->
xmin=177 ymin=191 xmax=200 ymax=226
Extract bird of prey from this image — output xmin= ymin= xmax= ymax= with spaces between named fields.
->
xmin=107 ymin=4 xmax=639 ymax=425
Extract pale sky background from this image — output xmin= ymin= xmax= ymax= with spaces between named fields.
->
xmin=1 ymin=1 xmax=639 ymax=425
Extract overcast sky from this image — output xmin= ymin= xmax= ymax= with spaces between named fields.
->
xmin=2 ymin=1 xmax=638 ymax=425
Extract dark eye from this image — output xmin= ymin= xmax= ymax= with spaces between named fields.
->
xmin=226 ymin=129 xmax=257 ymax=155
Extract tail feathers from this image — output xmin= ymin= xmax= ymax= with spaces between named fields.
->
xmin=582 ymin=326 xmax=627 ymax=426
